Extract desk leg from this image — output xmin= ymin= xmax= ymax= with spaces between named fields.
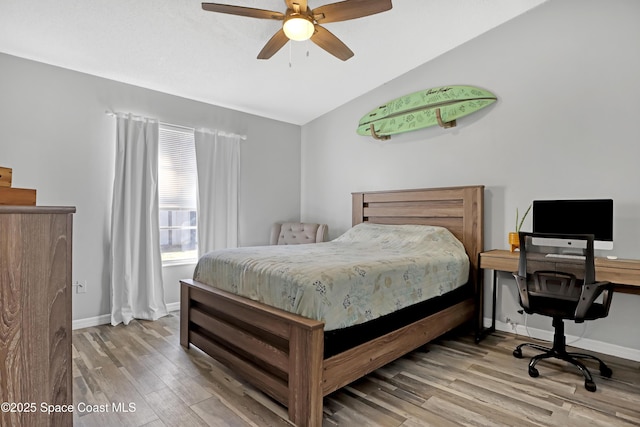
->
xmin=491 ymin=269 xmax=497 ymax=331
xmin=475 ymin=265 xmax=497 ymax=343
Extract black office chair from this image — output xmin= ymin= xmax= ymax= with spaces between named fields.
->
xmin=512 ymin=232 xmax=614 ymax=392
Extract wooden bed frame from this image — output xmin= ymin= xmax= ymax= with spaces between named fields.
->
xmin=180 ymin=185 xmax=484 ymax=426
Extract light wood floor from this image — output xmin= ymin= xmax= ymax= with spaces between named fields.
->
xmin=73 ymin=312 xmax=640 ymax=426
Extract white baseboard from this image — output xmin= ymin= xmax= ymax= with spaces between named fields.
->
xmin=72 ymin=302 xmax=181 ymax=330
xmin=166 ymin=302 xmax=180 ymax=312
xmin=487 ymin=318 xmax=640 ymax=362
xmin=72 ymin=314 xmax=111 ymax=330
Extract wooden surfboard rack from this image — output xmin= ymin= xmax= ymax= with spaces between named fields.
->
xmin=435 ymin=108 xmax=457 ymax=129
xmin=369 ymin=124 xmax=390 ymax=140
xmin=369 ymin=107 xmax=456 ymax=140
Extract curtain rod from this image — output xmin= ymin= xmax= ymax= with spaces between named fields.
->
xmin=105 ymin=110 xmax=247 ymax=140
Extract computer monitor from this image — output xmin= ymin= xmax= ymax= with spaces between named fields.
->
xmin=532 ymin=199 xmax=614 ymax=251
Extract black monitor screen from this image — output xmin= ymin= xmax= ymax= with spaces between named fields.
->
xmin=532 ymin=199 xmax=613 ymax=242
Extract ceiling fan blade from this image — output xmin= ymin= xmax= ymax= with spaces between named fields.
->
xmin=257 ymin=29 xmax=289 ymax=59
xmin=310 ymin=25 xmax=354 ymax=61
xmin=285 ymin=0 xmax=308 ymax=12
xmin=313 ymin=0 xmax=392 ymax=24
xmin=202 ymin=3 xmax=284 ymax=20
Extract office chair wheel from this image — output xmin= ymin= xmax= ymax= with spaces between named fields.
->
xmin=513 ymin=348 xmax=523 ymax=358
xmin=585 ymin=380 xmax=597 ymax=392
xmin=528 ymin=366 xmax=539 ymax=378
xmin=600 ymin=364 xmax=613 ymax=378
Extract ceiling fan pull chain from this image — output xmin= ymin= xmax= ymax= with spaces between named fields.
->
xmin=289 ymin=42 xmax=292 ymax=68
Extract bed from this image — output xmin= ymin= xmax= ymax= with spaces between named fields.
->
xmin=180 ymin=185 xmax=484 ymax=426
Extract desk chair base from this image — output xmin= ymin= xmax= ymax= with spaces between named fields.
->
xmin=512 ymin=317 xmax=612 ymax=392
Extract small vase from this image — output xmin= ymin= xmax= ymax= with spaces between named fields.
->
xmin=509 ymin=232 xmax=519 ymax=252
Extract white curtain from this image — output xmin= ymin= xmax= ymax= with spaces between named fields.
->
xmin=110 ymin=113 xmax=168 ymax=326
xmin=194 ymin=129 xmax=241 ymax=256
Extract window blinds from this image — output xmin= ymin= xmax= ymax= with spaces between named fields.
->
xmin=158 ymin=124 xmax=197 ymax=210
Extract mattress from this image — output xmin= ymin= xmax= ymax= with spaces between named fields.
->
xmin=193 ymin=223 xmax=470 ymax=331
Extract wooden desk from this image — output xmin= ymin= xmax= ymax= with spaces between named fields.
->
xmin=477 ymin=249 xmax=640 ymax=340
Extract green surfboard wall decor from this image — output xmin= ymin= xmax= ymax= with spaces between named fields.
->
xmin=357 ymin=85 xmax=497 ymax=140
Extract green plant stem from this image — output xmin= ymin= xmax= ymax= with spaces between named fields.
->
xmin=516 ymin=204 xmax=532 ymax=233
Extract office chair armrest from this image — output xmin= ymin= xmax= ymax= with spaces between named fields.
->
xmin=601 ymin=285 xmax=614 ymax=311
xmin=574 ymin=281 xmax=613 ymax=321
xmin=513 ymin=274 xmax=531 ymax=312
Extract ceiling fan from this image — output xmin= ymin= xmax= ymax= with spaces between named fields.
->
xmin=202 ymin=0 xmax=393 ymax=61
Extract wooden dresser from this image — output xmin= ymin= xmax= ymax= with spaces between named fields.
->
xmin=0 ymin=206 xmax=75 ymax=427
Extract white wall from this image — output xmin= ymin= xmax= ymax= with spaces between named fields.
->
xmin=0 ymin=53 xmax=301 ymax=322
xmin=301 ymin=0 xmax=640 ymax=357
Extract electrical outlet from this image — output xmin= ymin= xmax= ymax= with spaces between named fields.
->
xmin=504 ymin=316 xmax=518 ymax=331
xmin=73 ymin=280 xmax=87 ymax=294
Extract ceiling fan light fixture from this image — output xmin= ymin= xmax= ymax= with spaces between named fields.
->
xmin=283 ymin=15 xmax=315 ymax=41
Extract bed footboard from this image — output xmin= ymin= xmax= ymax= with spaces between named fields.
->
xmin=180 ymin=279 xmax=324 ymax=426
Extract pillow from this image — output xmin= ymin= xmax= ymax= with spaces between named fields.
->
xmin=334 ymin=222 xmax=463 ymax=249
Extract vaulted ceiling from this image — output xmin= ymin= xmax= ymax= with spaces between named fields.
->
xmin=0 ymin=0 xmax=546 ymax=125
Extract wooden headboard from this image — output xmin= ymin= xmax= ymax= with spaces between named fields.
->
xmin=352 ymin=185 xmax=484 ymax=279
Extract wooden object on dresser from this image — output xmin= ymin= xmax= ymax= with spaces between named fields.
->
xmin=0 ymin=187 xmax=37 ymax=206
xmin=181 ymin=185 xmax=484 ymax=427
xmin=0 ymin=166 xmax=37 ymax=206
xmin=0 ymin=206 xmax=75 ymax=427
xmin=0 ymin=166 xmax=12 ymax=187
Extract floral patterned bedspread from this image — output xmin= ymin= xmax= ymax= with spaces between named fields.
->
xmin=193 ymin=223 xmax=470 ymax=331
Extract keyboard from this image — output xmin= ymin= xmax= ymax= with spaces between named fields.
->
xmin=545 ymin=253 xmax=586 ymax=260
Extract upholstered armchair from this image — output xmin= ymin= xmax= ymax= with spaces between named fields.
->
xmin=269 ymin=222 xmax=329 ymax=245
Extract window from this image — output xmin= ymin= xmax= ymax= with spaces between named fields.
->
xmin=158 ymin=124 xmax=198 ymax=264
